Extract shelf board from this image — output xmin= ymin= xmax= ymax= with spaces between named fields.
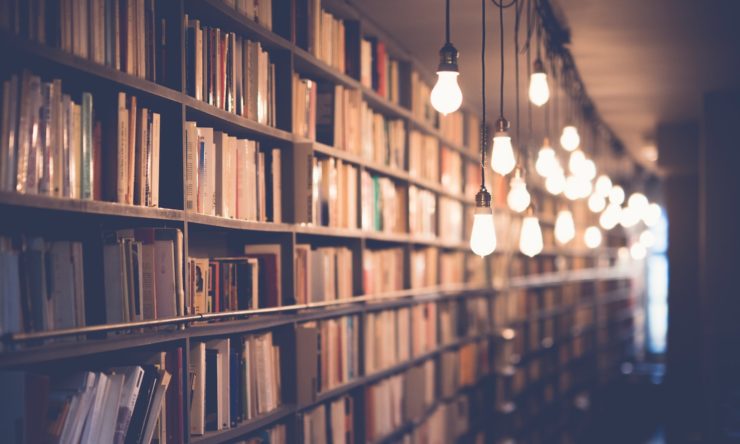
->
xmin=189 ymin=404 xmax=296 ymax=444
xmin=0 ymin=191 xmax=184 ymax=221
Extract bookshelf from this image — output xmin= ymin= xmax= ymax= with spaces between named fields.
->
xmin=0 ymin=0 xmax=640 ymax=443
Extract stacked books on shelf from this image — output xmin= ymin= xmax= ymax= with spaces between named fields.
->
xmin=411 ymin=302 xmax=437 ymax=356
xmin=301 ymin=395 xmax=354 ymax=444
xmin=1 ymin=0 xmax=168 ymax=82
xmin=223 ymin=0 xmax=273 ymax=31
xmin=296 ymin=316 xmax=360 ymax=402
xmin=0 ymin=236 xmax=85 ymax=334
xmin=441 ymin=148 xmax=463 ymax=194
xmin=311 ymin=156 xmax=359 ymax=228
xmin=184 ymin=122 xmax=282 ymax=222
xmin=404 ymin=360 xmax=436 ymax=422
xmin=410 ymin=247 xmax=438 ymax=290
xmin=1 ymin=71 xmax=96 ymax=199
xmin=408 ymin=130 xmax=440 ymax=182
xmin=410 ymin=70 xmax=435 ymax=126
xmin=439 ymin=111 xmax=464 ymax=147
xmin=360 ymin=172 xmax=406 ymax=234
xmin=305 ymin=0 xmax=346 ymax=73
xmin=464 ymin=113 xmax=481 ymax=156
xmin=0 ymin=349 xmax=183 ymax=444
xmin=360 ymin=104 xmax=405 ymax=169
xmin=364 ymin=372 xmax=403 ymax=442
xmin=294 ymin=244 xmax=354 ymax=304
xmin=364 ymin=308 xmax=411 ymax=374
xmin=103 ymin=227 xmax=184 ymax=323
xmin=360 ymin=35 xmax=400 ymax=104
xmin=241 ymin=424 xmax=287 ymax=444
xmin=189 ymin=332 xmax=282 ymax=435
xmin=409 ymin=186 xmax=436 ymax=239
xmin=440 ymin=251 xmax=465 ymax=286
xmin=184 ymin=17 xmax=277 ymax=126
xmin=362 ymin=247 xmax=404 ymax=296
xmin=187 ymin=243 xmax=282 ymax=312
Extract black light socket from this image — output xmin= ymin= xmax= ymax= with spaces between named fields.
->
xmin=533 ymin=58 xmax=546 ymax=74
xmin=475 ymin=187 xmax=492 ymax=208
xmin=437 ymin=42 xmax=459 ymax=72
xmin=495 ymin=117 xmax=510 ymax=133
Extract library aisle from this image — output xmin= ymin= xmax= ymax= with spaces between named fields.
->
xmin=0 ymin=0 xmax=739 ymax=443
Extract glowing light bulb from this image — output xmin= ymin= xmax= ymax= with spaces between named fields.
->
xmin=519 ymin=215 xmax=544 ymax=257
xmin=576 ymin=176 xmax=593 ymax=198
xmin=430 ymin=71 xmax=463 ymax=115
xmin=600 ymin=203 xmax=621 ymax=230
xmin=568 ymin=150 xmax=586 ymax=175
xmin=555 ymin=209 xmax=576 ymax=244
xmin=595 ymin=175 xmax=612 ymax=196
xmin=609 ymin=185 xmax=625 ymax=205
xmin=564 ymin=175 xmax=581 ymax=200
xmin=507 ymin=174 xmax=530 ymax=213
xmin=560 ymin=125 xmax=580 ymax=151
xmin=470 ymin=207 xmax=497 ymax=256
xmin=630 ymin=243 xmax=647 ymax=260
xmin=643 ymin=203 xmax=661 ymax=227
xmin=581 ymin=159 xmax=596 ymax=181
xmin=584 ymin=226 xmax=602 ymax=249
xmin=628 ymin=192 xmax=649 ymax=214
xmin=491 ymin=132 xmax=516 ymax=175
xmin=588 ymin=193 xmax=606 ymax=213
xmin=618 ymin=246 xmax=630 ymax=261
xmin=619 ymin=205 xmax=640 ymax=228
xmin=545 ymin=165 xmax=566 ymax=195
xmin=535 ymin=139 xmax=557 ymax=178
xmin=528 ymin=60 xmax=550 ymax=107
xmin=639 ymin=230 xmax=655 ymax=248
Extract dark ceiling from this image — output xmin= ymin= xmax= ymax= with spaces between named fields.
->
xmin=352 ymin=0 xmax=740 ymax=174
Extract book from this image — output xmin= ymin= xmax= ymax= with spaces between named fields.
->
xmin=243 ymin=244 xmax=282 ymax=307
xmin=362 ymin=247 xmax=404 ymax=296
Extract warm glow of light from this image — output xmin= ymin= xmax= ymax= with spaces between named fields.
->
xmin=491 ymin=133 xmax=517 ymax=175
xmin=581 ymin=159 xmax=597 ymax=181
xmin=630 ymin=243 xmax=647 ymax=260
xmin=619 ymin=205 xmax=640 ymax=228
xmin=529 ymin=72 xmax=550 ymax=107
xmin=600 ymin=203 xmax=621 ymax=230
xmin=595 ymin=175 xmax=612 ymax=196
xmin=588 ymin=193 xmax=606 ymax=213
xmin=609 ymin=185 xmax=625 ymax=205
xmin=507 ymin=176 xmax=531 ymax=213
xmin=584 ymin=226 xmax=602 ymax=249
xmin=643 ymin=203 xmax=661 ymax=227
xmin=535 ymin=143 xmax=557 ymax=178
xmin=564 ymin=175 xmax=581 ymax=200
xmin=430 ymin=71 xmax=463 ymax=115
xmin=470 ymin=207 xmax=497 ymax=256
xmin=560 ymin=125 xmax=580 ymax=151
xmin=545 ymin=166 xmax=566 ymax=195
xmin=520 ymin=215 xmax=544 ymax=257
xmin=639 ymin=230 xmax=655 ymax=248
xmin=628 ymin=192 xmax=649 ymax=214
xmin=555 ymin=209 xmax=576 ymax=244
xmin=568 ymin=150 xmax=586 ymax=175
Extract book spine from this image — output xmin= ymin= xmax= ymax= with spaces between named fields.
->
xmin=81 ymin=92 xmax=93 ymax=200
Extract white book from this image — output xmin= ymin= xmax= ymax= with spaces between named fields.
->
xmin=48 ymin=241 xmax=78 ymax=330
xmin=214 ymin=132 xmax=230 ymax=218
xmin=245 ymin=141 xmax=257 ymax=221
xmin=151 ymin=112 xmax=160 ymax=207
xmin=153 ymin=239 xmax=176 ymax=318
xmin=80 ymin=372 xmax=109 ymax=444
xmin=189 ymin=342 xmax=206 ymax=435
xmin=111 ymin=366 xmax=145 ymax=444
xmin=184 ymin=122 xmax=198 ymax=212
xmin=58 ymin=371 xmax=97 ymax=444
xmin=141 ymin=370 xmax=171 ymax=444
xmin=98 ymin=373 xmax=125 ymax=444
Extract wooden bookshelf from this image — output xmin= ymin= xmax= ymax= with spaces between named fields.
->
xmin=0 ymin=0 xmax=639 ymax=443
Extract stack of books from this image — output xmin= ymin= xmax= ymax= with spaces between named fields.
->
xmin=362 ymin=247 xmax=404 ymax=296
xmin=294 ymin=244 xmax=354 ymax=304
xmin=364 ymin=308 xmax=411 ymax=374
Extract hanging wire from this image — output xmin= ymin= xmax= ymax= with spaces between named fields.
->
xmin=525 ymin=0 xmax=533 ymax=172
xmin=445 ymin=0 xmax=451 ymax=43
xmin=480 ymin=0 xmax=487 ymax=188
xmin=515 ymin=0 xmax=521 ymax=148
xmin=498 ymin=0 xmax=505 ymax=119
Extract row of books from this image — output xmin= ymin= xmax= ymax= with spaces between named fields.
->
xmin=184 ymin=123 xmax=281 ymax=222
xmin=360 ymin=171 xmax=406 ymax=234
xmin=411 ymin=302 xmax=438 ymax=357
xmin=185 ymin=18 xmax=276 ymax=126
xmin=301 ymin=395 xmax=354 ymax=444
xmin=1 ymin=0 xmax=167 ymax=82
xmin=439 ymin=112 xmax=464 ymax=148
xmin=0 ymin=349 xmax=183 ymax=444
xmin=408 ymin=130 xmax=439 ymax=183
xmin=364 ymin=307 xmax=411 ymax=374
xmin=441 ymin=148 xmax=463 ymax=194
xmin=0 ymin=71 xmax=98 ymax=198
xmin=0 ymin=236 xmax=85 ymax=334
xmin=410 ymin=70 xmax=435 ymax=126
xmin=409 ymin=186 xmax=436 ymax=239
xmin=223 ymin=0 xmax=273 ymax=31
xmin=436 ymin=296 xmax=490 ymax=344
xmin=361 ymin=104 xmax=406 ymax=169
xmin=362 ymin=247 xmax=404 ymax=296
xmin=296 ymin=316 xmax=360 ymax=402
xmin=311 ymin=155 xmax=359 ymax=229
xmin=294 ymin=244 xmax=354 ymax=304
xmin=103 ymin=228 xmax=185 ymax=323
xmin=360 ymin=36 xmax=400 ymax=104
xmin=410 ymin=247 xmax=437 ymax=290
xmin=306 ymin=0 xmax=346 ymax=73
xmin=440 ymin=251 xmax=465 ymax=286
xmin=187 ymin=243 xmax=282 ymax=314
xmin=409 ymin=396 xmax=472 ymax=444
xmin=189 ymin=333 xmax=282 ymax=435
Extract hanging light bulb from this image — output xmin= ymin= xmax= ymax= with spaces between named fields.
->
xmin=545 ymin=164 xmax=566 ymax=195
xmin=535 ymin=138 xmax=557 ymax=178
xmin=430 ymin=0 xmax=462 ymax=115
xmin=528 ymin=59 xmax=549 ymax=107
xmin=594 ymin=174 xmax=612 ymax=196
xmin=568 ymin=150 xmax=586 ymax=175
xmin=588 ymin=193 xmax=606 ymax=213
xmin=560 ymin=125 xmax=580 ymax=151
xmin=507 ymin=169 xmax=530 ymax=213
xmin=519 ymin=206 xmax=544 ymax=257
xmin=581 ymin=159 xmax=596 ymax=181
xmin=639 ymin=230 xmax=655 ymax=248
xmin=609 ymin=185 xmax=625 ymax=205
xmin=628 ymin=192 xmax=649 ymax=215
xmin=471 ymin=188 xmax=497 ymax=256
xmin=643 ymin=203 xmax=661 ymax=227
xmin=630 ymin=243 xmax=647 ymax=260
xmin=491 ymin=118 xmax=516 ymax=175
xmin=619 ymin=205 xmax=640 ymax=228
xmin=584 ymin=226 xmax=602 ymax=249
xmin=564 ymin=175 xmax=581 ymax=200
xmin=600 ymin=203 xmax=621 ymax=230
xmin=555 ymin=209 xmax=576 ymax=244
xmin=576 ymin=176 xmax=593 ymax=198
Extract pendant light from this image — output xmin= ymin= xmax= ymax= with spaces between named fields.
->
xmin=507 ymin=168 xmax=531 ymax=212
xmin=430 ymin=0 xmax=463 ymax=115
xmin=560 ymin=125 xmax=580 ymax=151
xmin=628 ymin=192 xmax=649 ymax=215
xmin=594 ymin=174 xmax=612 ymax=196
xmin=545 ymin=164 xmax=566 ymax=195
xmin=643 ymin=203 xmax=661 ymax=227
xmin=535 ymin=138 xmax=557 ymax=177
xmin=470 ymin=0 xmax=496 ymax=257
xmin=609 ymin=185 xmax=625 ymax=205
xmin=584 ymin=226 xmax=602 ymax=249
xmin=588 ymin=192 xmax=606 ymax=213
xmin=507 ymin=1 xmax=529 ymax=214
xmin=520 ymin=206 xmax=544 ymax=257
xmin=555 ymin=208 xmax=576 ymax=244
xmin=599 ymin=203 xmax=621 ymax=230
xmin=528 ymin=19 xmax=549 ymax=107
xmin=491 ymin=0 xmax=516 ymax=175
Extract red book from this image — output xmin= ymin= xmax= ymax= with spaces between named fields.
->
xmin=376 ymin=41 xmax=387 ymax=97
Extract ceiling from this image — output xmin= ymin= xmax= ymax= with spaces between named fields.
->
xmin=352 ymin=0 xmax=740 ymax=175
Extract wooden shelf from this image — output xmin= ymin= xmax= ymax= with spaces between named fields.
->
xmin=190 ymin=404 xmax=296 ymax=444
